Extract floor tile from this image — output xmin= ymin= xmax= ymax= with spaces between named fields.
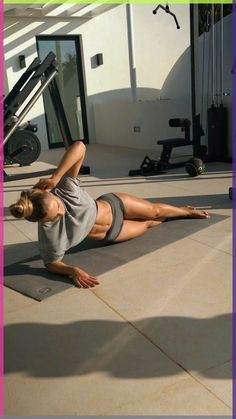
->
xmin=103 ymin=375 xmax=231 ymax=415
xmin=5 ymin=291 xmax=189 ymax=416
xmin=94 ymin=238 xmax=232 ymax=372
xmin=194 ymin=361 xmax=232 ymax=408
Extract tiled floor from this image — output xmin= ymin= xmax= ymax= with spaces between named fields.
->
xmin=4 ymin=144 xmax=232 ymax=415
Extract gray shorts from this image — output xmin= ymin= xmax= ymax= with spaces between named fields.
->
xmin=97 ymin=193 xmax=125 ymax=242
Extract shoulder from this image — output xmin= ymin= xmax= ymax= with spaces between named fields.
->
xmin=57 ymin=174 xmax=80 ymax=188
xmin=53 ymin=175 xmax=81 ymax=198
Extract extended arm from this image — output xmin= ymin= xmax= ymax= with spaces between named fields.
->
xmin=35 ymin=140 xmax=86 ymax=189
xmin=47 ymin=259 xmax=99 ymax=288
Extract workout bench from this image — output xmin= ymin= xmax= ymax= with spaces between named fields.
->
xmin=129 ymin=118 xmax=192 ymax=176
xmin=157 ymin=118 xmax=192 ymax=170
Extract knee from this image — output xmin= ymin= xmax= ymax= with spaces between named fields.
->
xmin=146 ymin=220 xmax=153 ymax=229
xmin=152 ymin=204 xmax=160 ymax=218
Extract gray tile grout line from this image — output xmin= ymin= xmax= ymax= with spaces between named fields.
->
xmin=92 ymin=290 xmax=232 ymax=410
xmin=186 ymin=235 xmax=232 ymax=256
xmin=201 ymin=358 xmax=232 ymax=373
xmin=4 ymin=220 xmax=38 ymax=247
xmin=100 ymin=373 xmax=231 ymax=416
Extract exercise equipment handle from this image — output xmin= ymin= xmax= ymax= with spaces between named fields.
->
xmin=169 ymin=118 xmax=191 ymax=127
xmin=153 ymin=4 xmax=180 ymax=29
xmin=4 ymin=69 xmax=57 ymax=145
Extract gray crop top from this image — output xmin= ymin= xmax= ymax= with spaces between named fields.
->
xmin=38 ymin=175 xmax=97 ymax=265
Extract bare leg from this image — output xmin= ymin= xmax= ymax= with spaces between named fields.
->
xmin=114 ymin=192 xmax=209 ymax=220
xmin=115 ymin=219 xmax=163 ymax=242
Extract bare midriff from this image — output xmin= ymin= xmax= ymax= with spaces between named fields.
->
xmin=88 ymin=199 xmax=113 ymax=240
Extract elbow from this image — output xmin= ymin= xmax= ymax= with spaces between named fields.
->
xmin=74 ymin=140 xmax=86 ymax=156
xmin=45 ymin=262 xmax=53 ymax=271
xmin=75 ymin=140 xmax=86 ymax=150
xmin=46 ymin=261 xmax=58 ymax=272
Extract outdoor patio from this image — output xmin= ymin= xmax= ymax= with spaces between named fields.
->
xmin=4 ymin=144 xmax=232 ymax=416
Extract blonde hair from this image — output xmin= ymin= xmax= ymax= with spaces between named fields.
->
xmin=9 ymin=189 xmax=50 ymax=222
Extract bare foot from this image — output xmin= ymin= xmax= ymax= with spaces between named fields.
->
xmin=183 ymin=206 xmax=210 ymax=219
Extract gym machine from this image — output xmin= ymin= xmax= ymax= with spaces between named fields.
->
xmin=129 ymin=118 xmax=193 ymax=176
xmin=4 ymin=51 xmax=90 ymax=182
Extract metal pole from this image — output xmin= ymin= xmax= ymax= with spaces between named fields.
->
xmin=4 ymin=70 xmax=57 ymax=145
xmin=220 ymin=3 xmax=224 ymax=104
xmin=212 ymin=4 xmax=215 ymax=106
xmin=190 ymin=4 xmax=201 ymax=157
xmin=190 ymin=4 xmax=196 ymax=120
xmin=126 ymin=4 xmax=137 ymax=102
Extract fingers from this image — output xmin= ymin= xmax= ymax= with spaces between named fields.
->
xmin=73 ymin=275 xmax=100 ymax=289
xmin=34 ymin=178 xmax=55 ymax=190
xmin=34 ymin=180 xmax=47 ymax=190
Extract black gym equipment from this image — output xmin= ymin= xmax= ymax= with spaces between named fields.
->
xmin=129 ymin=118 xmax=198 ymax=177
xmin=5 ymin=130 xmax=41 ymax=167
xmin=206 ymin=4 xmax=228 ymax=162
xmin=4 ymin=51 xmax=90 ymax=182
xmin=152 ymin=4 xmax=180 ymax=29
xmin=185 ymin=157 xmax=205 ymax=177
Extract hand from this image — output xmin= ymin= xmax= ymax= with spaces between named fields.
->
xmin=34 ymin=177 xmax=58 ymax=190
xmin=70 ymin=267 xmax=99 ymax=288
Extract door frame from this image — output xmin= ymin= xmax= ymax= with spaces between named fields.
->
xmin=36 ymin=34 xmax=89 ymax=148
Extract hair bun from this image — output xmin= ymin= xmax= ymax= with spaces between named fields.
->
xmin=15 ymin=204 xmax=24 ymax=214
xmin=9 ymin=198 xmax=33 ymax=219
xmin=10 ymin=188 xmax=48 ymax=221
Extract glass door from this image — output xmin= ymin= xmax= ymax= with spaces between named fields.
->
xmin=37 ymin=36 xmax=88 ymax=148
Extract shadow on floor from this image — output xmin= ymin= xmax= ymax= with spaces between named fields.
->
xmin=4 ymin=314 xmax=231 ymax=379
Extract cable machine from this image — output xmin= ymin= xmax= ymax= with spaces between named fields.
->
xmin=129 ymin=4 xmax=229 ymax=178
xmin=129 ymin=4 xmax=206 ymax=178
xmin=4 ymin=51 xmax=90 ymax=182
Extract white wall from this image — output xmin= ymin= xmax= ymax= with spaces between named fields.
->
xmin=94 ymin=99 xmax=192 ymax=159
xmin=133 ymin=4 xmax=191 ymax=100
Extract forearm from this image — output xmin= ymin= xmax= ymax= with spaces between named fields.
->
xmin=52 ymin=141 xmax=85 ymax=182
xmin=46 ymin=260 xmax=76 ymax=277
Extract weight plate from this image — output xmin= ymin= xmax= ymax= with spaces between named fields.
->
xmin=7 ymin=130 xmax=41 ymax=166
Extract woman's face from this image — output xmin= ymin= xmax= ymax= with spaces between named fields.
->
xmin=42 ymin=193 xmax=66 ymax=222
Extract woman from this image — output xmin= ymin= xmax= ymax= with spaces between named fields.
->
xmin=10 ymin=141 xmax=209 ymax=289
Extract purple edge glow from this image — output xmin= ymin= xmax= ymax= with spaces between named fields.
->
xmin=233 ymin=0 xmax=236 ymax=418
xmin=0 ymin=1 xmax=233 ymax=418
xmin=0 ymin=0 xmax=3 ymax=414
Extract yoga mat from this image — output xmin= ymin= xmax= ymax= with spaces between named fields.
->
xmin=4 ymin=215 xmax=226 ymax=301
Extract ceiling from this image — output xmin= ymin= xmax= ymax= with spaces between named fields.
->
xmin=4 ymin=3 xmax=119 ymax=19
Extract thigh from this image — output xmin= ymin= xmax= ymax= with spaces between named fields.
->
xmin=114 ymin=192 xmax=157 ymax=219
xmin=114 ymin=219 xmax=148 ymax=242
